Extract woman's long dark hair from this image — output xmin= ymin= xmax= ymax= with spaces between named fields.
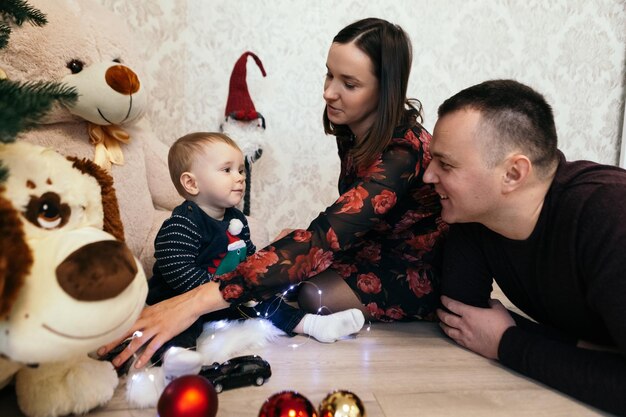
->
xmin=323 ymin=18 xmax=422 ymax=170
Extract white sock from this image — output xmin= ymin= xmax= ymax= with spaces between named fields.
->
xmin=302 ymin=309 xmax=365 ymax=343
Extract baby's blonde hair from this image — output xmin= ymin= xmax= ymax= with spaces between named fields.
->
xmin=168 ymin=132 xmax=241 ymax=197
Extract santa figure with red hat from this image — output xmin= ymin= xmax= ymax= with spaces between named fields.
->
xmin=220 ymin=51 xmax=267 ymax=216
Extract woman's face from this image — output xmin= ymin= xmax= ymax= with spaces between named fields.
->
xmin=323 ymin=41 xmax=379 ymax=140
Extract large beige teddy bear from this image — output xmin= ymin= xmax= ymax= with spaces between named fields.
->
xmin=0 ymin=0 xmax=182 ymax=272
xmin=0 ymin=141 xmax=148 ymax=417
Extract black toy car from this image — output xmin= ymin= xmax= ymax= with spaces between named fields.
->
xmin=199 ymin=355 xmax=271 ymax=393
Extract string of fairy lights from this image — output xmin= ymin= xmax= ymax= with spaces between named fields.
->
xmin=237 ymin=281 xmax=372 ymax=348
xmin=124 ymin=280 xmax=372 ymax=409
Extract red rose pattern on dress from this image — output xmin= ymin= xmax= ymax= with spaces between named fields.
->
xmin=366 ymin=302 xmax=386 ymax=320
xmin=385 ymin=306 xmax=407 ymax=320
xmin=222 ymin=284 xmax=244 ymax=301
xmin=372 ymin=189 xmax=397 ymax=214
xmin=236 ymin=248 xmax=280 ymax=286
xmin=406 ymin=267 xmax=433 ymax=298
xmin=219 ymin=125 xmax=448 ymax=321
xmin=357 ymin=158 xmax=385 ymax=181
xmin=331 ymin=261 xmax=358 ymax=278
xmin=293 ymin=229 xmax=312 ymax=242
xmin=287 ymin=247 xmax=334 ymax=282
xmin=336 ymin=185 xmax=369 ymax=214
xmin=326 ymin=228 xmax=340 ymax=251
xmin=357 ymin=272 xmax=382 ymax=294
xmin=356 ymin=242 xmax=382 ymax=265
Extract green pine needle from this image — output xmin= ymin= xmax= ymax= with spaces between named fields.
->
xmin=0 ymin=0 xmax=47 ymax=26
xmin=0 ymin=79 xmax=77 ymax=143
xmin=0 ymin=23 xmax=9 ymax=49
xmin=0 ymin=1 xmax=49 ymax=183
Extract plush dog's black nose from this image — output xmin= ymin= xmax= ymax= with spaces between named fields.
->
xmin=56 ymin=240 xmax=137 ymax=301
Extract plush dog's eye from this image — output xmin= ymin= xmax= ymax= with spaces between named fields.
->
xmin=112 ymin=58 xmax=122 ymax=63
xmin=25 ymin=192 xmax=70 ymax=230
xmin=39 ymin=202 xmax=61 ymax=228
xmin=66 ymin=59 xmax=85 ymax=74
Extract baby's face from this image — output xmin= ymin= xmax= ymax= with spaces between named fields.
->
xmin=191 ymin=142 xmax=246 ymax=212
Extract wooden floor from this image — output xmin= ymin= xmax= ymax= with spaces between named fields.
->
xmin=0 ymin=289 xmax=613 ymax=417
xmin=0 ymin=325 xmax=612 ymax=417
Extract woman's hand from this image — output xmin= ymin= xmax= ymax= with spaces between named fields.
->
xmin=98 ymin=281 xmax=228 ymax=369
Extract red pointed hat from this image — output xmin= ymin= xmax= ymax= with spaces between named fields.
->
xmin=225 ymin=51 xmax=266 ymax=121
xmin=226 ymin=231 xmax=246 ymax=251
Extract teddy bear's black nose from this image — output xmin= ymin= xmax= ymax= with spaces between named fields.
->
xmin=105 ymin=65 xmax=140 ymax=95
xmin=56 ymin=240 xmax=138 ymax=301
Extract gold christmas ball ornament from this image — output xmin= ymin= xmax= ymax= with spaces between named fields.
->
xmin=318 ymin=390 xmax=366 ymax=417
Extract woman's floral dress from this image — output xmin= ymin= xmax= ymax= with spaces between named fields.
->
xmin=219 ymin=123 xmax=447 ymax=321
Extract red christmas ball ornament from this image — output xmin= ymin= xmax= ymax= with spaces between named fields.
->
xmin=157 ymin=375 xmax=218 ymax=417
xmin=258 ymin=390 xmax=318 ymax=417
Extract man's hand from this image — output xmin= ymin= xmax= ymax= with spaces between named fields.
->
xmin=437 ymin=295 xmax=516 ymax=360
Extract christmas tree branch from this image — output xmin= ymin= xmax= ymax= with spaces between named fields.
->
xmin=0 ymin=0 xmax=46 ymax=49
xmin=0 ymin=23 xmax=9 ymax=49
xmin=0 ymin=79 xmax=77 ymax=143
xmin=0 ymin=0 xmax=47 ymax=27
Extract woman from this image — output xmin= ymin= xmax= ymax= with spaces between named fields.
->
xmin=101 ymin=18 xmax=446 ymax=369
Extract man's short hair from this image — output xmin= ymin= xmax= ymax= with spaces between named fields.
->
xmin=438 ymin=79 xmax=559 ymax=177
xmin=168 ymin=132 xmax=240 ymax=197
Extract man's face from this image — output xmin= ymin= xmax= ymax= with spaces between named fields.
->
xmin=423 ymin=109 xmax=505 ymax=225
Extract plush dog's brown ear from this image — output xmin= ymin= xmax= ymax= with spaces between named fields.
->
xmin=0 ymin=191 xmax=32 ymax=317
xmin=68 ymin=157 xmax=125 ymax=242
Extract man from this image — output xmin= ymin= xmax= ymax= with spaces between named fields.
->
xmin=424 ymin=79 xmax=626 ymax=415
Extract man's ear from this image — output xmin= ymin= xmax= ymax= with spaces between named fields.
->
xmin=180 ymin=172 xmax=199 ymax=196
xmin=502 ymin=154 xmax=531 ymax=193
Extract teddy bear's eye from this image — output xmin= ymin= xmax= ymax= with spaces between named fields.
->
xmin=112 ymin=58 xmax=122 ymax=63
xmin=66 ymin=59 xmax=85 ymax=74
xmin=25 ymin=192 xmax=71 ymax=230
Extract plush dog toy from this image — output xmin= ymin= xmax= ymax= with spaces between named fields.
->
xmin=0 ymin=0 xmax=182 ymax=272
xmin=0 ymin=141 xmax=147 ymax=417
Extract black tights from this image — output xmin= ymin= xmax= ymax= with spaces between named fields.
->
xmin=296 ymin=269 xmax=373 ymax=320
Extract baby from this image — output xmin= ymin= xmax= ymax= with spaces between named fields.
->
xmin=147 ymin=132 xmax=365 ymax=364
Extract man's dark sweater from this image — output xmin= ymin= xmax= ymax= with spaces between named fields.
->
xmin=442 ymin=152 xmax=626 ymax=415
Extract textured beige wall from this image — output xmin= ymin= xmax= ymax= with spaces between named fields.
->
xmin=99 ymin=0 xmax=626 ymax=238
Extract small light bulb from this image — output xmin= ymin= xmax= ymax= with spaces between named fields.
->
xmin=317 ymin=290 xmax=322 ymax=295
